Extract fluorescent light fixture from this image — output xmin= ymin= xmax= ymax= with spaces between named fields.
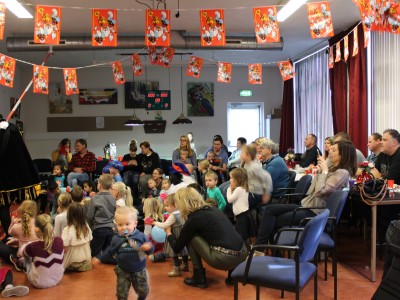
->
xmin=4 ymin=0 xmax=33 ymax=19
xmin=277 ymin=0 xmax=308 ymax=22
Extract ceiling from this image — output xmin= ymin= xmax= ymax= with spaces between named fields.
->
xmin=0 ymin=0 xmax=361 ymax=68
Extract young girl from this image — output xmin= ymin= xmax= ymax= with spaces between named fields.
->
xmin=53 ymin=193 xmax=72 ymax=237
xmin=146 ymin=178 xmax=159 ymax=199
xmin=153 ymin=194 xmax=189 ymax=277
xmin=159 ymin=178 xmax=171 ymax=202
xmin=143 ymin=198 xmax=165 ymax=261
xmin=83 ymin=180 xmax=96 ymax=199
xmin=151 ymin=168 xmax=164 ymax=191
xmin=51 ymin=138 xmax=71 ymax=172
xmin=111 ymin=182 xmax=133 ymax=207
xmin=198 ymin=159 xmax=210 ymax=188
xmin=24 ymin=214 xmax=64 ymax=289
xmin=61 ymin=203 xmax=92 ymax=272
xmin=52 ymin=164 xmax=66 ymax=193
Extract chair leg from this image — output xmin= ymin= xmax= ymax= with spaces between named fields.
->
xmin=324 ymin=250 xmax=328 ymax=280
xmin=281 ymin=290 xmax=284 ymax=298
xmin=256 ymin=285 xmax=260 ymax=300
xmin=234 ymin=282 xmax=238 ymax=300
xmin=333 ymin=248 xmax=337 ymax=300
xmin=314 ymin=254 xmax=318 ymax=300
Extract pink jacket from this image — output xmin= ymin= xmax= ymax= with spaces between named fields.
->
xmin=8 ymin=217 xmax=39 ymax=257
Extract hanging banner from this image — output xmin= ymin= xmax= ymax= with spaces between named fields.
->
xmin=34 ymin=6 xmax=61 ymax=44
xmin=92 ymin=9 xmax=118 ymax=47
xmin=200 ymin=9 xmax=226 ymax=47
xmin=0 ymin=3 xmax=5 ymax=40
xmin=363 ymin=23 xmax=370 ymax=47
xmin=307 ymin=2 xmax=334 ymax=38
xmin=248 ymin=64 xmax=262 ymax=84
xmin=33 ymin=65 xmax=49 ymax=94
xmin=111 ymin=61 xmax=125 ymax=85
xmin=130 ymin=54 xmax=144 ymax=77
xmin=186 ymin=56 xmax=204 ymax=78
xmin=335 ymin=41 xmax=341 ymax=62
xmin=344 ymin=35 xmax=349 ymax=61
xmin=63 ymin=68 xmax=79 ymax=95
xmin=217 ymin=62 xmax=232 ymax=83
xmin=157 ymin=47 xmax=175 ymax=68
xmin=0 ymin=54 xmax=16 ymax=87
xmin=358 ymin=0 xmax=380 ymax=32
xmin=328 ymin=46 xmax=334 ymax=68
xmin=253 ymin=6 xmax=280 ymax=43
xmin=277 ymin=60 xmax=295 ymax=81
xmin=352 ymin=27 xmax=359 ymax=56
xmin=147 ymin=46 xmax=158 ymax=65
xmin=145 ymin=10 xmax=170 ymax=46
xmin=381 ymin=2 xmax=400 ymax=34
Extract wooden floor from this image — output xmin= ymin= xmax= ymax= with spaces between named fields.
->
xmin=7 ymin=226 xmax=382 ymax=300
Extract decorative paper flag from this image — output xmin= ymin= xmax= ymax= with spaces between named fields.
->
xmin=157 ymin=47 xmax=175 ymax=68
xmin=0 ymin=54 xmax=16 ymax=87
xmin=381 ymin=2 xmax=400 ymax=34
xmin=34 ymin=6 xmax=61 ymax=44
xmin=186 ymin=56 xmax=204 ymax=78
xmin=0 ymin=3 xmax=5 ymax=40
xmin=344 ymin=35 xmax=349 ymax=61
xmin=335 ymin=41 xmax=341 ymax=62
xmin=358 ymin=0 xmax=380 ymax=32
xmin=277 ymin=60 xmax=295 ymax=81
xmin=130 ymin=54 xmax=144 ymax=77
xmin=111 ymin=61 xmax=125 ymax=85
xmin=33 ymin=65 xmax=49 ymax=94
xmin=145 ymin=10 xmax=170 ymax=46
xmin=63 ymin=68 xmax=79 ymax=95
xmin=200 ymin=9 xmax=226 ymax=47
xmin=352 ymin=27 xmax=359 ymax=56
xmin=253 ymin=7 xmax=280 ymax=43
xmin=92 ymin=9 xmax=118 ymax=47
xmin=307 ymin=2 xmax=334 ymax=38
xmin=147 ymin=46 xmax=158 ymax=65
xmin=328 ymin=46 xmax=334 ymax=68
xmin=217 ymin=62 xmax=232 ymax=83
xmin=248 ymin=64 xmax=262 ymax=84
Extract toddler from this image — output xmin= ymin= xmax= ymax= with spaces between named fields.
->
xmin=108 ymin=160 xmax=123 ymax=183
xmin=207 ymin=151 xmax=224 ymax=184
xmin=178 ymin=149 xmax=191 ymax=165
xmin=146 ymin=178 xmax=159 ymax=199
xmin=52 ymin=164 xmax=66 ymax=193
xmin=83 ymin=180 xmax=96 ymax=199
xmin=205 ymin=171 xmax=226 ymax=211
xmin=159 ymin=178 xmax=171 ymax=203
xmin=53 ymin=193 xmax=73 ymax=237
xmin=198 ymin=159 xmax=210 ymax=188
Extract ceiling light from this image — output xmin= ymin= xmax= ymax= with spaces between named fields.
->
xmin=173 ymin=66 xmax=192 ymax=125
xmin=277 ymin=0 xmax=308 ymax=22
xmin=3 ymin=0 xmax=33 ymax=18
xmin=124 ymin=112 xmax=144 ymax=126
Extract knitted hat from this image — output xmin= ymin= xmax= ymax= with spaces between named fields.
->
xmin=169 ymin=162 xmax=191 ymax=176
xmin=108 ymin=160 xmax=123 ymax=171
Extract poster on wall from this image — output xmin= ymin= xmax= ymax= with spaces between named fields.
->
xmin=124 ymin=81 xmax=159 ymax=108
xmin=48 ymin=83 xmax=73 ymax=113
xmin=78 ymin=89 xmax=117 ymax=105
xmin=187 ymin=82 xmax=214 ymax=116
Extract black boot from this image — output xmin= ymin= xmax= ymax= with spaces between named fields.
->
xmin=184 ymin=268 xmax=207 ymax=288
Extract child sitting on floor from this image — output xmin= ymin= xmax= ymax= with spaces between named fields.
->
xmin=53 ymin=193 xmax=72 ymax=237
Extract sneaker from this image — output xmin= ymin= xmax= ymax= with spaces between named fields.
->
xmin=149 ymin=252 xmax=166 ymax=262
xmin=9 ymin=254 xmax=23 ymax=272
xmin=1 ymin=285 xmax=29 ymax=297
xmin=179 ymin=263 xmax=190 ymax=272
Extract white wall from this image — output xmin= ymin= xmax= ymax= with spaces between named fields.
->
xmin=9 ymin=64 xmax=283 ymax=159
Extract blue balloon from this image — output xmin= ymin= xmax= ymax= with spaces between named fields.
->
xmin=151 ymin=226 xmax=166 ymax=243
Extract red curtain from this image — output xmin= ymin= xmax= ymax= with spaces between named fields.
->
xmin=279 ymin=78 xmax=294 ymax=154
xmin=329 ymin=61 xmax=347 ymax=133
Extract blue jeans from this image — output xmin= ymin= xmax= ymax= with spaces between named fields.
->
xmin=91 ymin=227 xmax=114 ymax=257
xmin=123 ymin=171 xmax=140 ymax=205
xmin=67 ymin=172 xmax=89 ymax=187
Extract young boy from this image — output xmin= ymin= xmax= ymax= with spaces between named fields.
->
xmin=108 ymin=160 xmax=123 ymax=183
xmin=71 ymin=185 xmax=90 ymax=215
xmin=93 ymin=206 xmax=154 ymax=300
xmin=86 ymin=174 xmax=116 ymax=257
xmin=206 ymin=151 xmax=224 ymax=184
xmin=146 ymin=178 xmax=159 ymax=199
xmin=205 ymin=171 xmax=226 ymax=211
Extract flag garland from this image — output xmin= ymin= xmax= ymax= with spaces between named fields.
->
xmin=186 ymin=56 xmax=204 ymax=78
xmin=248 ymin=64 xmax=262 ymax=84
xmin=63 ymin=68 xmax=79 ymax=95
xmin=278 ymin=60 xmax=295 ymax=81
xmin=0 ymin=54 xmax=15 ymax=87
xmin=253 ymin=7 xmax=280 ymax=43
xmin=34 ymin=6 xmax=61 ymax=44
xmin=200 ymin=9 xmax=226 ymax=46
xmin=145 ymin=10 xmax=170 ymax=46
xmin=0 ymin=3 xmax=5 ymax=40
xmin=92 ymin=9 xmax=118 ymax=47
xmin=217 ymin=62 xmax=232 ymax=83
xmin=33 ymin=65 xmax=49 ymax=94
xmin=307 ymin=2 xmax=334 ymax=38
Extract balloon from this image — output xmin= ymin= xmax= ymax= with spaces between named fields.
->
xmin=151 ymin=226 xmax=166 ymax=243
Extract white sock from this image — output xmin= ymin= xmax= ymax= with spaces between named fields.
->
xmin=5 ymin=284 xmax=13 ymax=290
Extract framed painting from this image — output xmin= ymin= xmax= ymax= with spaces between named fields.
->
xmin=187 ymin=82 xmax=214 ymax=116
xmin=48 ymin=83 xmax=73 ymax=114
xmin=125 ymin=81 xmax=159 ymax=109
xmin=78 ymin=89 xmax=118 ymax=105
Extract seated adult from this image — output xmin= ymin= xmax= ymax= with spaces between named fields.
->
xmin=172 ymin=135 xmax=197 ymax=168
xmin=366 ymin=132 xmax=382 ymax=163
xmin=165 ymin=188 xmax=248 ymax=288
xmin=204 ymin=136 xmax=228 ymax=179
xmin=227 ymin=137 xmax=246 ymax=170
xmin=300 ymin=133 xmax=320 ymax=168
xmin=255 ymin=140 xmax=357 ymax=250
xmin=51 ymin=138 xmax=72 ymax=171
xmin=259 ymin=139 xmax=290 ymax=199
xmin=323 ymin=137 xmax=334 ymax=159
xmin=168 ymin=163 xmax=196 ymax=194
xmin=121 ymin=140 xmax=142 ymax=206
xmin=333 ymin=131 xmax=365 ymax=163
xmin=137 ymin=141 xmax=161 ymax=196
xmin=67 ymin=139 xmax=96 ymax=187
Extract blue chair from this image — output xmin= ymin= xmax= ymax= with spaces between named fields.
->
xmin=231 ymin=209 xmax=329 ymax=300
xmin=278 ymin=174 xmax=312 ymax=204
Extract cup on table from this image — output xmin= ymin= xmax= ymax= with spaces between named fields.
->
xmin=388 ymin=179 xmax=395 ymax=189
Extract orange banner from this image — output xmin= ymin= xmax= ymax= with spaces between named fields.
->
xmin=34 ymin=6 xmax=61 ymax=44
xmin=328 ymin=46 xmax=334 ymax=68
xmin=335 ymin=41 xmax=341 ymax=62
xmin=147 ymin=46 xmax=158 ymax=65
xmin=112 ymin=61 xmax=125 ymax=85
xmin=352 ymin=27 xmax=359 ymax=56
xmin=186 ymin=56 xmax=204 ymax=78
xmin=344 ymin=35 xmax=349 ymax=61
xmin=382 ymin=2 xmax=400 ymax=34
xmin=307 ymin=2 xmax=334 ymax=38
xmin=253 ymin=7 xmax=280 ymax=43
xmin=248 ymin=64 xmax=262 ymax=84
xmin=0 ymin=54 xmax=16 ymax=87
xmin=200 ymin=9 xmax=226 ymax=47
xmin=358 ymin=0 xmax=381 ymax=32
xmin=145 ymin=10 xmax=170 ymax=46
xmin=278 ymin=60 xmax=295 ymax=81
xmin=217 ymin=62 xmax=232 ymax=83
xmin=63 ymin=68 xmax=79 ymax=95
xmin=92 ymin=9 xmax=118 ymax=47
xmin=130 ymin=54 xmax=144 ymax=77
xmin=0 ymin=3 xmax=5 ymax=40
xmin=33 ymin=65 xmax=49 ymax=94
xmin=158 ymin=47 xmax=175 ymax=68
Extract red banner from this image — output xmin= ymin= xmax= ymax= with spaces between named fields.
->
xmin=253 ymin=7 xmax=280 ymax=43
xmin=92 ymin=9 xmax=118 ymax=47
xmin=147 ymin=46 xmax=158 ymax=65
xmin=130 ymin=54 xmax=144 ymax=77
xmin=200 ymin=9 xmax=226 ymax=47
xmin=307 ymin=2 xmax=334 ymax=38
xmin=186 ymin=56 xmax=204 ymax=78
xmin=352 ymin=27 xmax=359 ymax=56
xmin=145 ymin=10 xmax=170 ymax=46
xmin=0 ymin=3 xmax=5 ymax=40
xmin=248 ymin=64 xmax=262 ymax=84
xmin=34 ymin=6 xmax=61 ymax=44
xmin=277 ymin=60 xmax=295 ymax=81
xmin=335 ymin=41 xmax=341 ymax=62
xmin=0 ymin=54 xmax=16 ymax=87
xmin=112 ymin=61 xmax=125 ymax=85
xmin=157 ymin=47 xmax=175 ymax=68
xmin=63 ymin=68 xmax=79 ymax=95
xmin=344 ymin=35 xmax=349 ymax=61
xmin=382 ymin=2 xmax=400 ymax=34
xmin=358 ymin=0 xmax=381 ymax=32
xmin=328 ymin=46 xmax=334 ymax=68
xmin=217 ymin=62 xmax=232 ymax=83
xmin=33 ymin=65 xmax=49 ymax=94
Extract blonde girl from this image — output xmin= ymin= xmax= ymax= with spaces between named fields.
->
xmin=53 ymin=193 xmax=72 ymax=237
xmin=111 ymin=182 xmax=133 ymax=207
xmin=143 ymin=198 xmax=165 ymax=258
xmin=24 ymin=214 xmax=64 ymax=288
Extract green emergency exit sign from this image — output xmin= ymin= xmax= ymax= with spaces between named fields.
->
xmin=239 ymin=90 xmax=252 ymax=97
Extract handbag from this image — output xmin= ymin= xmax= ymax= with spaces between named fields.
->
xmin=358 ymin=179 xmax=388 ymax=206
